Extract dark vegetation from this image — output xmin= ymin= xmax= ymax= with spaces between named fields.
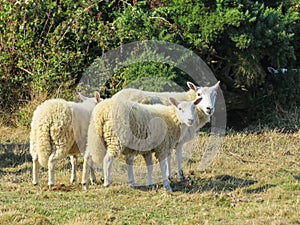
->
xmin=1 ymin=0 xmax=300 ymax=129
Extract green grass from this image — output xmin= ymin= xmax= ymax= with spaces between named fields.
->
xmin=0 ymin=128 xmax=300 ymax=224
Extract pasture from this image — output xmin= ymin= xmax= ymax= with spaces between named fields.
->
xmin=0 ymin=127 xmax=299 ymax=225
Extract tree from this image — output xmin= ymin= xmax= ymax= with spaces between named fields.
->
xmin=0 ymin=0 xmax=299 ymax=128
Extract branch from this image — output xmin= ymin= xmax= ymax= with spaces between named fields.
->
xmin=149 ymin=16 xmax=172 ymax=25
xmin=17 ymin=66 xmax=34 ymax=76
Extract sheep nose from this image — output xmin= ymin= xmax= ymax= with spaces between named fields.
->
xmin=206 ymin=107 xmax=212 ymax=114
xmin=188 ymin=119 xmax=194 ymax=125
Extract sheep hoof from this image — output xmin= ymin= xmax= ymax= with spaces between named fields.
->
xmin=165 ymin=186 xmax=173 ymax=192
xmin=178 ymin=170 xmax=185 ymax=181
xmin=147 ymin=184 xmax=155 ymax=190
xmin=83 ymin=185 xmax=89 ymax=191
xmin=168 ymin=176 xmax=175 ymax=183
xmin=70 ymin=179 xmax=76 ymax=184
xmin=163 ymin=180 xmax=173 ymax=192
xmin=32 ymin=182 xmax=38 ymax=186
xmin=90 ymin=179 xmax=98 ymax=185
xmin=128 ymin=182 xmax=137 ymax=188
xmin=81 ymin=182 xmax=89 ymax=190
xmin=103 ymin=182 xmax=110 ymax=188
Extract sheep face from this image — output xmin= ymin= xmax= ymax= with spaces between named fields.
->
xmin=187 ymin=81 xmax=219 ymax=116
xmin=169 ymin=98 xmax=202 ymax=126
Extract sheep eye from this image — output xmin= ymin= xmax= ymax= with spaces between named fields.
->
xmin=179 ymin=107 xmax=182 ymax=111
xmin=197 ymin=93 xmax=201 ymax=97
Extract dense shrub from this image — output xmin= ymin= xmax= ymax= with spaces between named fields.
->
xmin=0 ymin=0 xmax=299 ymax=128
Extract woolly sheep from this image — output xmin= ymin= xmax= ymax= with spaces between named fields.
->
xmin=82 ymin=97 xmax=202 ymax=191
xmin=30 ymin=92 xmax=101 ymax=186
xmin=110 ymin=81 xmax=220 ymax=184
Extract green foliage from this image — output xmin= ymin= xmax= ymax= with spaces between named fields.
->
xmin=0 ymin=0 xmax=300 ymax=128
xmin=254 ymin=69 xmax=300 ymax=129
xmin=166 ymin=0 xmax=299 ymax=87
xmin=0 ymin=0 xmax=115 ymax=124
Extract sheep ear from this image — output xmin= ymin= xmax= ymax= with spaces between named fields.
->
xmin=194 ymin=97 xmax=202 ymax=105
xmin=187 ymin=82 xmax=197 ymax=92
xmin=78 ymin=93 xmax=88 ymax=101
xmin=213 ymin=81 xmax=220 ymax=89
xmin=95 ymin=91 xmax=101 ymax=103
xmin=169 ymin=97 xmax=178 ymax=107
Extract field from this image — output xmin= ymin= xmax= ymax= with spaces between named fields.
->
xmin=0 ymin=127 xmax=300 ymax=225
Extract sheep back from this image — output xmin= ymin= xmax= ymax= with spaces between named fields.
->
xmin=112 ymin=88 xmax=196 ymax=105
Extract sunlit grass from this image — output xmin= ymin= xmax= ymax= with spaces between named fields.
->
xmin=0 ymin=129 xmax=300 ymax=224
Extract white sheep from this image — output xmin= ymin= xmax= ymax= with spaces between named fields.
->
xmin=30 ymin=92 xmax=101 ymax=186
xmin=170 ymin=81 xmax=220 ymax=180
xmin=82 ymin=97 xmax=202 ymax=191
xmin=109 ymin=81 xmax=220 ymax=184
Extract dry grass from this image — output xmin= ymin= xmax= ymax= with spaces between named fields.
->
xmin=0 ymin=128 xmax=300 ymax=224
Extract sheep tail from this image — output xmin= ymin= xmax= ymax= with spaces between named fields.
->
xmin=36 ymin=123 xmax=52 ymax=167
xmin=87 ymin=114 xmax=107 ymax=167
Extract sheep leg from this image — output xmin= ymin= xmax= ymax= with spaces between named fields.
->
xmin=158 ymin=156 xmax=173 ymax=192
xmin=70 ymin=155 xmax=77 ymax=184
xmin=48 ymin=152 xmax=57 ymax=186
xmin=103 ymin=153 xmax=114 ymax=187
xmin=176 ymin=144 xmax=185 ymax=181
xmin=142 ymin=153 xmax=153 ymax=186
xmin=32 ymin=153 xmax=39 ymax=185
xmin=81 ymin=152 xmax=90 ymax=190
xmin=166 ymin=151 xmax=172 ymax=180
xmin=89 ymin=167 xmax=97 ymax=185
xmin=126 ymin=155 xmax=136 ymax=186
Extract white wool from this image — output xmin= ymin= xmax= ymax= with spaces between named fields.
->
xmin=109 ymin=82 xmax=219 ymax=181
xmin=83 ymin=97 xmax=199 ymax=191
xmin=30 ymin=92 xmax=101 ymax=186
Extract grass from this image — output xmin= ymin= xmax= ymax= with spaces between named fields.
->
xmin=0 ymin=127 xmax=300 ymax=225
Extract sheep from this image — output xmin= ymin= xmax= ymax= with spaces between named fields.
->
xmin=30 ymin=92 xmax=101 ymax=186
xmin=109 ymin=81 xmax=220 ymax=184
xmin=170 ymin=81 xmax=220 ymax=180
xmin=82 ymin=97 xmax=202 ymax=191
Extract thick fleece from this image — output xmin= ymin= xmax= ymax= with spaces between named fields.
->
xmin=83 ymin=97 xmax=199 ymax=191
xmin=30 ymin=92 xmax=101 ymax=186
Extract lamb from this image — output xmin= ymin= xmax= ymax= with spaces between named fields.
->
xmin=110 ymin=81 xmax=220 ymax=184
xmin=82 ymin=97 xmax=202 ymax=191
xmin=30 ymin=92 xmax=101 ymax=186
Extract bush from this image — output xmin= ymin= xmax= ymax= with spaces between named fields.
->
xmin=0 ymin=0 xmax=300 ymax=129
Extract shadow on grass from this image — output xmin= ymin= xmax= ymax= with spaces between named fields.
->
xmin=173 ymin=174 xmax=258 ymax=193
xmin=133 ymin=174 xmax=258 ymax=193
xmin=0 ymin=143 xmax=31 ymax=179
xmin=244 ymin=184 xmax=276 ymax=194
xmin=293 ymin=175 xmax=300 ymax=181
xmin=0 ymin=143 xmax=31 ymax=169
